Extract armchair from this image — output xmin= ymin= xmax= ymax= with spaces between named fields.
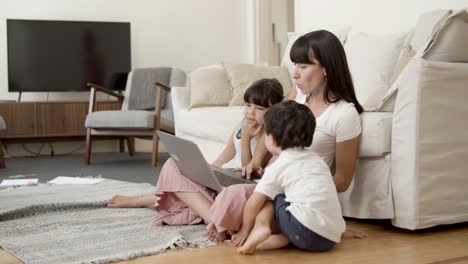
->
xmin=84 ymin=67 xmax=186 ymax=167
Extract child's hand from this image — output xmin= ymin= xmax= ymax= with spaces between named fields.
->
xmin=242 ymin=163 xmax=264 ymax=180
xmin=231 ymin=230 xmax=249 ymax=247
xmin=241 ymin=118 xmax=263 ymax=139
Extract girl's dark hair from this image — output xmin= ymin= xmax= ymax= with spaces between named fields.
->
xmin=290 ymin=30 xmax=363 ymax=114
xmin=264 ymin=100 xmax=316 ymax=149
xmin=243 ymin=78 xmax=284 ymax=107
xmin=237 ymin=78 xmax=285 ymax=139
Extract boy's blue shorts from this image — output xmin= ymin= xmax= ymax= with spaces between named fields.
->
xmin=273 ymin=194 xmax=336 ymax=252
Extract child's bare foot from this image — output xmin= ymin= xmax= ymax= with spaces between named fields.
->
xmin=107 ymin=195 xmax=156 ymax=208
xmin=256 ymin=234 xmax=289 ymax=251
xmin=238 ymin=225 xmax=271 ymax=254
xmin=342 ymin=228 xmax=368 ymax=239
xmin=207 ymin=223 xmax=227 ymax=242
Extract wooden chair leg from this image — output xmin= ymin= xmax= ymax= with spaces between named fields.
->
xmin=0 ymin=140 xmax=5 ymax=169
xmin=119 ymin=139 xmax=125 ymax=153
xmin=152 ymin=130 xmax=159 ymax=167
xmin=127 ymin=137 xmax=135 ymax=156
xmin=85 ymin=129 xmax=92 ymax=165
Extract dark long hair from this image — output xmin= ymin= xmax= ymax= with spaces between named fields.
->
xmin=290 ymin=30 xmax=363 ymax=114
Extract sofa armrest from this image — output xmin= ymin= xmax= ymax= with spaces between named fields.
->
xmin=172 ymin=86 xmax=190 ymax=110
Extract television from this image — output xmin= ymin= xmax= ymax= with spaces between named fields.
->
xmin=7 ymin=19 xmax=131 ymax=92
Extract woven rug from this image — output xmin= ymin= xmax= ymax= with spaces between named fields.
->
xmin=0 ymin=180 xmax=213 ymax=264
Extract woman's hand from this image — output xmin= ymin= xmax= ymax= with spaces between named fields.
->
xmin=241 ymin=118 xmax=263 ymax=140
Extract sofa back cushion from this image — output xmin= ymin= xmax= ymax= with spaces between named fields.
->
xmin=423 ymin=9 xmax=468 ymax=62
xmin=344 ymin=31 xmax=407 ymax=108
xmin=188 ymin=65 xmax=233 ymax=109
xmin=224 ymin=64 xmax=292 ymax=106
xmin=411 ymin=9 xmax=452 ymax=52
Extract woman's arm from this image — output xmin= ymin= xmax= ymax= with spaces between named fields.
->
xmin=231 ymin=192 xmax=269 ymax=246
xmin=334 ymin=136 xmax=360 ymax=193
xmin=211 ymin=133 xmax=236 ymax=168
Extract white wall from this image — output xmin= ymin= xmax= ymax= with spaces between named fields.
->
xmin=295 ymin=0 xmax=468 ymax=34
xmin=0 ymin=0 xmax=255 ymax=157
xmin=1 ymin=0 xmax=254 ymax=101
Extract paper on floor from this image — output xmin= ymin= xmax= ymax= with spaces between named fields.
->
xmin=48 ymin=177 xmax=105 ymax=185
xmin=0 ymin=178 xmax=39 ymax=187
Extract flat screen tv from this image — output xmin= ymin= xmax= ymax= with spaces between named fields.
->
xmin=7 ymin=19 xmax=131 ymax=92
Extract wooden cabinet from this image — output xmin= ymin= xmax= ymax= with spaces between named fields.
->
xmin=0 ymin=101 xmax=120 ymax=140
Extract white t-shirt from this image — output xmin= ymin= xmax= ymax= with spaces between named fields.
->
xmin=222 ymin=128 xmax=257 ymax=169
xmin=255 ymin=148 xmax=346 ymax=242
xmin=295 ymin=88 xmax=362 ymax=167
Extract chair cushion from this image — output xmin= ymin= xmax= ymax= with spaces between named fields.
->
xmin=0 ymin=116 xmax=6 ymax=130
xmin=85 ymin=110 xmax=154 ymax=130
xmin=359 ymin=112 xmax=393 ymax=157
xmin=176 ymin=106 xmax=244 ymax=143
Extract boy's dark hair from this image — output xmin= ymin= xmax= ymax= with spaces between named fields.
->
xmin=244 ymin=78 xmax=284 ymax=107
xmin=290 ymin=30 xmax=363 ymax=114
xmin=264 ymin=101 xmax=316 ymax=149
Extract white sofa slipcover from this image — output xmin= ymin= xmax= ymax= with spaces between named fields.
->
xmin=171 ymin=9 xmax=468 ymax=230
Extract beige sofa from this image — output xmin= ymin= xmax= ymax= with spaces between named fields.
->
xmin=171 ymin=9 xmax=468 ymax=230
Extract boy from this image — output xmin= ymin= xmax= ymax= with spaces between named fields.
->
xmin=231 ymin=100 xmax=346 ymax=254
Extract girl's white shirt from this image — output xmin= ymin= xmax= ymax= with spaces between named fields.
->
xmin=222 ymin=128 xmax=257 ymax=169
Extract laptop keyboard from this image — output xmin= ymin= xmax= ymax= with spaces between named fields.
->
xmin=213 ymin=170 xmax=254 ymax=187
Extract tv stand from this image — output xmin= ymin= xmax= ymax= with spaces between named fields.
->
xmin=0 ymin=101 xmax=120 ymax=142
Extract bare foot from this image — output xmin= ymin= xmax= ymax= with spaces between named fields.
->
xmin=207 ymin=223 xmax=227 ymax=242
xmin=256 ymin=234 xmax=289 ymax=251
xmin=342 ymin=228 xmax=368 ymax=239
xmin=107 ymin=195 xmax=156 ymax=208
xmin=238 ymin=225 xmax=271 ymax=254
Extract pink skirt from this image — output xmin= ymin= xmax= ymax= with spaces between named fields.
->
xmin=153 ymin=156 xmax=276 ymax=232
xmin=208 ymin=184 xmax=256 ymax=233
xmin=153 ymin=158 xmax=217 ymax=226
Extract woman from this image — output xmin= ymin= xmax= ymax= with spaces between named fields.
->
xmin=207 ymin=30 xmax=364 ymax=240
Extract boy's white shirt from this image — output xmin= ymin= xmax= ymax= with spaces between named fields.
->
xmin=295 ymin=88 xmax=362 ymax=168
xmin=255 ymin=148 xmax=346 ymax=243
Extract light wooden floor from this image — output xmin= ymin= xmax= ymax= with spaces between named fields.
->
xmin=1 ymin=220 xmax=467 ymax=264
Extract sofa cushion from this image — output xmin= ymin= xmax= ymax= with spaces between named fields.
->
xmin=0 ymin=116 xmax=5 ymax=130
xmin=359 ymin=112 xmax=393 ymax=157
xmin=188 ymin=65 xmax=233 ymax=109
xmin=85 ymin=110 xmax=154 ymax=130
xmin=424 ymin=9 xmax=468 ymax=62
xmin=344 ymin=31 xmax=406 ymax=107
xmin=411 ymin=9 xmax=452 ymax=52
xmin=224 ymin=64 xmax=292 ymax=106
xmin=176 ymin=106 xmax=244 ymax=143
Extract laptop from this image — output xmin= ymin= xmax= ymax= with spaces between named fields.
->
xmin=157 ymin=131 xmax=257 ymax=192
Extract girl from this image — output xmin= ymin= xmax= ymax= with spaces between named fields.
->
xmin=107 ymin=78 xmax=284 ymax=236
